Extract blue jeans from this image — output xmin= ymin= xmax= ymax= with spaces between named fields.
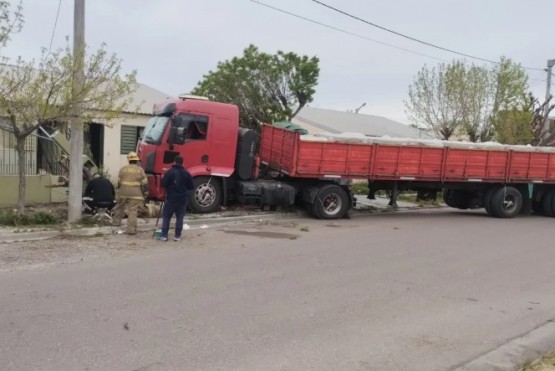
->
xmin=161 ymin=201 xmax=186 ymax=238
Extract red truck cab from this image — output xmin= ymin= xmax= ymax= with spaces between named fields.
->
xmin=136 ymin=96 xmax=240 ymax=201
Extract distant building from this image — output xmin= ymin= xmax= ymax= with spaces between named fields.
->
xmin=291 ymin=106 xmax=431 ymax=139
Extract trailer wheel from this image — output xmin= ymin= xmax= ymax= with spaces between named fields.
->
xmin=532 ymin=200 xmax=544 ymax=215
xmin=312 ymin=185 xmax=349 ymax=219
xmin=442 ymin=189 xmax=451 ymax=205
xmin=445 ymin=190 xmax=471 ymax=209
xmin=490 ymin=186 xmax=522 ymax=218
xmin=188 ymin=176 xmax=222 ymax=214
xmin=542 ymin=189 xmax=555 ymax=217
xmin=483 ymin=188 xmax=496 ymax=216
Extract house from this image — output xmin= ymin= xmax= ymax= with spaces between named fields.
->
xmin=0 ymin=82 xmax=172 ymax=206
xmin=291 ymin=106 xmax=431 ymax=139
xmin=87 ymin=83 xmax=173 ymax=181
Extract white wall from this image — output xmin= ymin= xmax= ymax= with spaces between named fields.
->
xmin=102 ymin=113 xmax=150 ymax=181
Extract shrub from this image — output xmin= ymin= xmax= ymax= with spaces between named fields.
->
xmin=351 ymin=182 xmax=369 ymax=195
xmin=0 ymin=211 xmax=60 ymax=226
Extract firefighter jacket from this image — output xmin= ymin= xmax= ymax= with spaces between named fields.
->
xmin=117 ymin=163 xmax=149 ymax=200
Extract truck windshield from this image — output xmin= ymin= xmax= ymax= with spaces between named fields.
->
xmin=141 ymin=116 xmax=169 ymax=144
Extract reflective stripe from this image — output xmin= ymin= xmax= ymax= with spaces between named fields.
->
xmin=121 ymin=181 xmax=141 ymax=186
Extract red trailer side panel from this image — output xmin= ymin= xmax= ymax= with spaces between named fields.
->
xmin=259 ymin=125 xmax=555 ymax=184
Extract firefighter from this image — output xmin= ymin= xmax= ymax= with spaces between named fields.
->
xmin=112 ymin=151 xmax=149 ymax=235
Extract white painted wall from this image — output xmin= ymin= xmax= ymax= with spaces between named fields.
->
xmin=102 ymin=113 xmax=150 ymax=181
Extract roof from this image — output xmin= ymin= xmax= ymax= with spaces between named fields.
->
xmin=291 ymin=106 xmax=431 ymax=139
xmin=123 ymin=83 xmax=174 ymax=115
xmin=0 ymin=63 xmax=173 ymax=116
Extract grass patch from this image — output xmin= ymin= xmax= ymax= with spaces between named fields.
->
xmin=0 ymin=210 xmax=60 ymax=226
xmin=520 ymin=351 xmax=555 ymax=370
xmin=300 ymin=226 xmax=309 ymax=232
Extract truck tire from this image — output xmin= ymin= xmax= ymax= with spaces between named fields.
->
xmin=442 ymin=189 xmax=451 ymax=205
xmin=483 ymin=188 xmax=496 ymax=216
xmin=445 ymin=190 xmax=471 ymax=209
xmin=312 ymin=185 xmax=349 ymax=219
xmin=188 ymin=176 xmax=222 ymax=214
xmin=542 ymin=189 xmax=555 ymax=217
xmin=490 ymin=186 xmax=522 ymax=218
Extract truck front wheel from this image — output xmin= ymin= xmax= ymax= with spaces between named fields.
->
xmin=312 ymin=185 xmax=350 ymax=219
xmin=188 ymin=176 xmax=222 ymax=214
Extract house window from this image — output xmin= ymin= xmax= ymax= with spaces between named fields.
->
xmin=120 ymin=125 xmax=141 ymax=154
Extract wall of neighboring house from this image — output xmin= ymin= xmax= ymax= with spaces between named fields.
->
xmin=0 ymin=174 xmax=67 ymax=206
xmin=101 ymin=113 xmax=150 ymax=181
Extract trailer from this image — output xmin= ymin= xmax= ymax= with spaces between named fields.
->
xmin=137 ymin=96 xmax=555 ymax=219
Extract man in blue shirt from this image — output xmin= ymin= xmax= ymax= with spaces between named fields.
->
xmin=158 ymin=155 xmax=194 ymax=241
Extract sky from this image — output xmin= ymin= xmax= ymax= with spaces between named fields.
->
xmin=2 ymin=0 xmax=554 ymax=124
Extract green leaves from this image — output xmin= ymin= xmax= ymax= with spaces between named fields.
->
xmin=192 ymin=44 xmax=319 ymax=130
xmin=0 ymin=41 xmax=138 ymax=138
xmin=405 ymin=58 xmax=530 ymax=143
xmin=0 ymin=40 xmax=138 ymax=214
xmin=0 ymin=0 xmax=23 ymax=49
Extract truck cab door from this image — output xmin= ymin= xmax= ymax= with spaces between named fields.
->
xmin=164 ymin=113 xmax=211 ymax=175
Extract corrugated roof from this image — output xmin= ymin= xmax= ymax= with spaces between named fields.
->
xmin=292 ymin=106 xmax=432 ymax=139
xmin=0 ymin=63 xmax=173 ymax=116
xmin=122 ymin=83 xmax=174 ymax=115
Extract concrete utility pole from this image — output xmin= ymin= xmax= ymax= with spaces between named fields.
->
xmin=541 ymin=58 xmax=555 ymax=144
xmin=68 ymin=0 xmax=85 ymax=222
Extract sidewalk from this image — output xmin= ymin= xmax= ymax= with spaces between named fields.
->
xmin=0 ymin=209 xmax=288 ymax=244
xmin=0 ymin=197 xmax=436 ymax=244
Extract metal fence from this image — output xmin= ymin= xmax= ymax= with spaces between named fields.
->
xmin=0 ymin=126 xmax=37 ymax=175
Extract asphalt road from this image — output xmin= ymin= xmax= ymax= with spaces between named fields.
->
xmin=2 ymin=209 xmax=555 ymax=371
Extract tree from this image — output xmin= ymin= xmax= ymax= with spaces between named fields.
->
xmin=494 ymin=108 xmax=533 ymax=145
xmin=405 ymin=61 xmax=471 ymax=140
xmin=0 ymin=0 xmax=23 ymax=50
xmin=0 ymin=42 xmax=137 ymax=214
xmin=405 ymin=58 xmax=529 ymax=142
xmin=530 ymin=94 xmax=555 ymax=146
xmin=487 ymin=57 xmax=529 ymax=143
xmin=192 ymin=45 xmax=319 ymax=130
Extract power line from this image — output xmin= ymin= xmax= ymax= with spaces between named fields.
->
xmin=248 ymin=0 xmax=450 ymax=62
xmin=48 ymin=0 xmax=63 ymax=53
xmin=311 ymin=0 xmax=545 ymax=72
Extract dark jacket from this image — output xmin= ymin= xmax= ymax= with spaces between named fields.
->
xmin=161 ymin=164 xmax=194 ymax=205
xmin=85 ymin=177 xmax=115 ymax=202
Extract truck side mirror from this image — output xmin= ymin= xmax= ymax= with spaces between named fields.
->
xmin=168 ymin=127 xmax=185 ymax=145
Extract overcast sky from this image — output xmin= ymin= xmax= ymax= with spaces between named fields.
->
xmin=2 ymin=0 xmax=554 ymax=123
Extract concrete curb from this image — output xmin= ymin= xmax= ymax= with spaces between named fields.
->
xmin=0 ymin=204 xmax=447 ymax=244
xmin=455 ymin=320 xmax=555 ymax=370
xmin=0 ymin=211 xmax=295 ymax=244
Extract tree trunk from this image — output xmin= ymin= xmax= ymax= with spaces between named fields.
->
xmin=15 ymin=135 xmax=26 ymax=215
xmin=290 ymin=102 xmax=305 ymax=120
